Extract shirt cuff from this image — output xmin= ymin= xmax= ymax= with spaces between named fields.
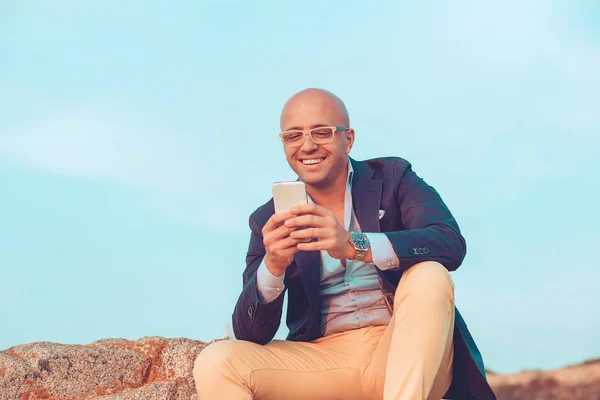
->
xmin=256 ymin=259 xmax=286 ymax=303
xmin=365 ymin=232 xmax=400 ymax=270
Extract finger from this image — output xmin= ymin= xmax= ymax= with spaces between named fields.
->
xmin=289 ymin=227 xmax=329 ymax=240
xmin=267 ymin=224 xmax=298 ymax=243
xmin=297 ymin=240 xmax=331 ymax=252
xmin=266 ymin=228 xmax=300 ymax=249
xmin=278 ymin=244 xmax=300 ymax=256
xmin=269 ymin=238 xmax=300 ymax=255
xmin=263 ymin=210 xmax=295 ymax=232
xmin=290 ymin=203 xmax=330 ymax=216
xmin=273 ymin=235 xmax=301 ymax=250
xmin=285 ymin=214 xmax=327 ymax=228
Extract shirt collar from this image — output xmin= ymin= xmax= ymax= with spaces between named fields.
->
xmin=305 ymin=157 xmax=353 ymax=204
xmin=346 ymin=156 xmax=354 ymax=190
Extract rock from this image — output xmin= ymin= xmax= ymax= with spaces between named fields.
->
xmin=0 ymin=352 xmax=38 ymax=400
xmin=95 ymin=381 xmax=191 ymax=400
xmin=0 ymin=336 xmax=216 ymax=400
xmin=1 ymin=336 xmax=598 ymax=399
xmin=488 ymin=358 xmax=600 ymax=400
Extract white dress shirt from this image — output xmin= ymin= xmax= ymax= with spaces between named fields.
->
xmin=257 ymin=159 xmax=400 ymax=336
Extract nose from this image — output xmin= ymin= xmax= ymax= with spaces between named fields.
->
xmin=300 ymin=133 xmax=318 ymax=153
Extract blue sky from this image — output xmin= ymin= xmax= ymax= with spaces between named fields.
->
xmin=1 ymin=0 xmax=598 ymax=374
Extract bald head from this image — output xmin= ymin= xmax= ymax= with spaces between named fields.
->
xmin=278 ymin=88 xmax=355 ymax=189
xmin=280 ymin=88 xmax=350 ymax=131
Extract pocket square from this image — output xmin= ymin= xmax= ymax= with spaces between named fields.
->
xmin=378 ymin=209 xmax=385 ymax=220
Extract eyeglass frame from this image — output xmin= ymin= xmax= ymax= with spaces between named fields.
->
xmin=278 ymin=125 xmax=350 ymax=147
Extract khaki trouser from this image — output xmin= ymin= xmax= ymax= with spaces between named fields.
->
xmin=193 ymin=261 xmax=455 ymax=400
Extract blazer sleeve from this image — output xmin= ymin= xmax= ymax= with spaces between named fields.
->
xmin=383 ymin=160 xmax=467 ymax=271
xmin=232 ymin=214 xmax=285 ymax=344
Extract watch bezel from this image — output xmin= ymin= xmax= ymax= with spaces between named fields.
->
xmin=349 ymin=232 xmax=370 ymax=262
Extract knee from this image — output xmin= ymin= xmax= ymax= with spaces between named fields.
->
xmin=394 ymin=261 xmax=454 ymax=303
xmin=193 ymin=339 xmax=258 ymax=398
xmin=193 ymin=340 xmax=237 ymax=383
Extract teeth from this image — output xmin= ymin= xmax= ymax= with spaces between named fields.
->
xmin=302 ymin=159 xmax=322 ymax=165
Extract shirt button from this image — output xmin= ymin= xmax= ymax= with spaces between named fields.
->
xmin=247 ymin=305 xmax=254 ymax=318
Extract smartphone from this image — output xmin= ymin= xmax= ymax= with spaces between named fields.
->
xmin=272 ymin=181 xmax=311 ymax=242
xmin=272 ymin=181 xmax=308 ymax=213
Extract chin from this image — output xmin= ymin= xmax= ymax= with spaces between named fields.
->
xmin=289 ymin=160 xmax=331 ymax=186
xmin=300 ymin=173 xmax=330 ymax=188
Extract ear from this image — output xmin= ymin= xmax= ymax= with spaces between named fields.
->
xmin=344 ymin=128 xmax=355 ymax=154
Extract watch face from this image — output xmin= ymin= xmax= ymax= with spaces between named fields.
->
xmin=352 ymin=232 xmax=369 ymax=250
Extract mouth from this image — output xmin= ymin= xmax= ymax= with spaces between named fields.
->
xmin=300 ymin=158 xmax=324 ymax=166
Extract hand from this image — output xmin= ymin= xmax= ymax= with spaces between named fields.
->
xmin=285 ymin=203 xmax=354 ymax=261
xmin=262 ymin=210 xmax=301 ymax=276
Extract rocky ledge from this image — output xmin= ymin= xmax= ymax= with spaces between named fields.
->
xmin=1 ymin=336 xmax=598 ymax=400
xmin=487 ymin=358 xmax=600 ymax=400
xmin=0 ymin=336 xmax=212 ymax=400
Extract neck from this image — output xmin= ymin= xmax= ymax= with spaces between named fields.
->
xmin=306 ymin=168 xmax=348 ymax=207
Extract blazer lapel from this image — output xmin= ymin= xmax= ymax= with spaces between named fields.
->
xmin=350 ymin=158 xmax=382 ymax=233
xmin=294 ymin=250 xmax=321 ymax=309
xmin=294 ymin=159 xmax=382 ymax=317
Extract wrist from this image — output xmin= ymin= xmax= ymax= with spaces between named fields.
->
xmin=344 ymin=241 xmax=356 ymax=260
xmin=348 ymin=231 xmax=370 ymax=263
xmin=264 ymin=256 xmax=286 ymax=277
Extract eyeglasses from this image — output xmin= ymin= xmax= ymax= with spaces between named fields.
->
xmin=279 ymin=126 xmax=350 ymax=147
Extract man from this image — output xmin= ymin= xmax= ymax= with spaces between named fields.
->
xmin=193 ymin=88 xmax=496 ymax=399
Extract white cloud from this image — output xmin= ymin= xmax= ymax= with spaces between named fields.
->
xmin=0 ymin=108 xmax=207 ymax=192
xmin=0 ymin=106 xmax=293 ymax=233
xmin=1 ymin=0 xmax=598 ymax=234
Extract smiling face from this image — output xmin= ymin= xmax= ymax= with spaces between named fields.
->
xmin=279 ymin=89 xmax=354 ymax=191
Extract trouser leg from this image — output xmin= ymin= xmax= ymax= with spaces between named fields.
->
xmin=193 ymin=329 xmax=367 ymax=400
xmin=363 ymin=261 xmax=455 ymax=400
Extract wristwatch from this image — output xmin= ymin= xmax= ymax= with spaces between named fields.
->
xmin=349 ymin=232 xmax=370 ymax=263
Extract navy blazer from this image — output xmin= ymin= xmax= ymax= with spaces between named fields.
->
xmin=232 ymin=157 xmax=496 ymax=400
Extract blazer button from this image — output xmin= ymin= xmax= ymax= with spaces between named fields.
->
xmin=423 ymin=247 xmax=430 ymax=255
xmin=247 ymin=305 xmax=254 ymax=318
xmin=409 ymin=248 xmax=416 ymax=255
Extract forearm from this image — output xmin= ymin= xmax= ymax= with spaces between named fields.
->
xmin=343 ymin=232 xmax=398 ymax=270
xmin=234 ymin=215 xmax=285 ymax=344
xmin=364 ymin=232 xmax=399 ymax=270
xmin=232 ymin=269 xmax=285 ymax=344
xmin=256 ymin=259 xmax=286 ymax=303
xmin=388 ymin=160 xmax=467 ymax=271
xmin=384 ymin=224 xmax=466 ymax=271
